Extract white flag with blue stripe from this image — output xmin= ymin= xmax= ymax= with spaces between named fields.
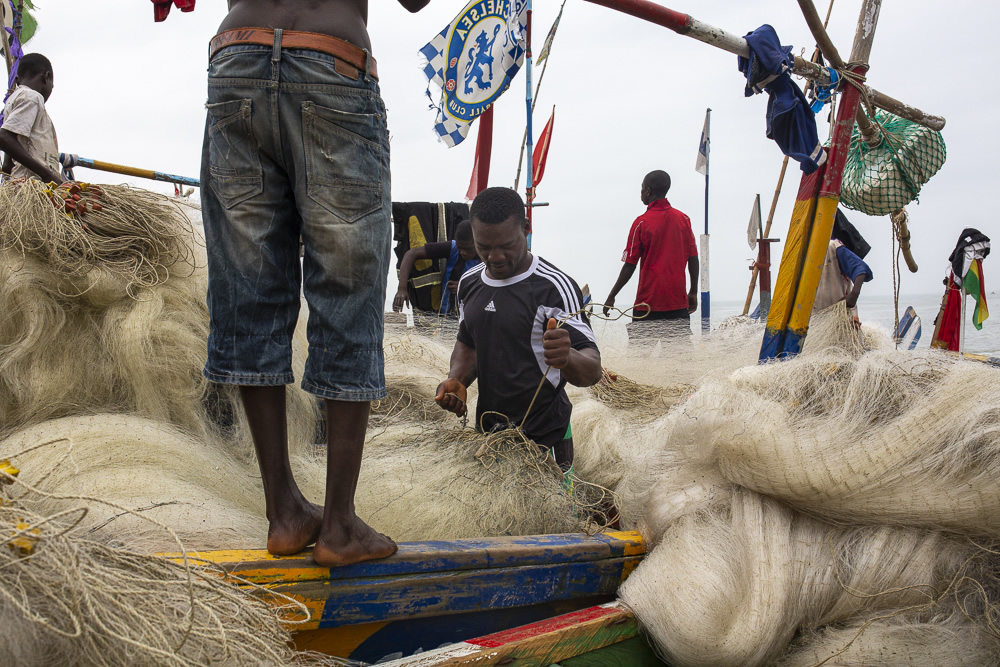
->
xmin=419 ymin=0 xmax=527 ymax=147
xmin=695 ymin=109 xmax=710 ymax=175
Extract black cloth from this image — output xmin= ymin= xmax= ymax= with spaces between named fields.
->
xmin=949 ymin=228 xmax=991 ymax=278
xmin=832 ymin=208 xmax=871 ymax=259
xmin=391 ymin=202 xmax=470 ymax=313
xmin=456 ymin=256 xmax=598 ymax=447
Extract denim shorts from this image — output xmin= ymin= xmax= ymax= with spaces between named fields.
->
xmin=200 ymin=32 xmax=390 ymax=401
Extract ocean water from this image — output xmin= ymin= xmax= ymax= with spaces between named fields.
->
xmin=696 ymin=293 xmax=1000 ymax=356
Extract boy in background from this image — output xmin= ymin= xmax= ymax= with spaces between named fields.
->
xmin=0 ymin=53 xmax=63 ymax=183
xmin=392 ymin=219 xmax=480 ymax=315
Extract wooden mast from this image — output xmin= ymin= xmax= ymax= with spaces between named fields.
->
xmin=761 ymin=0 xmax=883 ymax=358
xmin=580 ymin=0 xmax=941 ymax=130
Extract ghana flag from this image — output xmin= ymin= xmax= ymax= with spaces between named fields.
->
xmin=964 ymin=258 xmax=989 ymax=330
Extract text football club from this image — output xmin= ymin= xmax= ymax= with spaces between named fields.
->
xmin=443 ymin=0 xmax=524 ymax=122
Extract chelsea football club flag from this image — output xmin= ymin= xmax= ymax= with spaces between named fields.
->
xmin=420 ymin=0 xmax=527 ymax=147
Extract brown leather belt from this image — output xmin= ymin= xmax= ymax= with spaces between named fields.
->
xmin=209 ymin=28 xmax=378 ymax=81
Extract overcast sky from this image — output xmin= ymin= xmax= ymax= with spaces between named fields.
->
xmin=22 ymin=0 xmax=995 ymax=315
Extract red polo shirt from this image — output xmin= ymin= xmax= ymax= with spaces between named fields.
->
xmin=621 ymin=198 xmax=698 ymax=313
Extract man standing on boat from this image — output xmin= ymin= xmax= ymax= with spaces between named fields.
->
xmin=435 ymin=187 xmax=602 ymax=476
xmin=602 ymin=170 xmax=698 ymax=339
xmin=200 ymin=0 xmax=429 ymax=568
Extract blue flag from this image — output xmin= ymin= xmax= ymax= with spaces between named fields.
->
xmin=420 ymin=0 xmax=527 ymax=147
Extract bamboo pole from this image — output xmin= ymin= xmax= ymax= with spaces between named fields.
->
xmin=798 ymin=0 xmax=919 ymax=274
xmin=514 ymin=0 xmax=564 ymax=192
xmin=73 ymin=156 xmax=200 ymax=187
xmin=1 ymin=10 xmax=15 ymax=179
xmin=580 ymin=0 xmax=943 ymax=130
xmin=742 ymin=157 xmax=787 ymax=315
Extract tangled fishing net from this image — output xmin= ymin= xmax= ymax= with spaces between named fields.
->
xmin=0 ymin=197 xmax=318 ymax=447
xmin=839 ymin=109 xmax=947 ymax=216
xmin=0 ymin=180 xmax=198 ymax=295
xmin=349 ymin=421 xmax=617 ymax=541
xmin=613 ymin=304 xmax=1000 ymax=665
xmin=0 ymin=443 xmax=337 ymax=666
xmin=589 ymin=369 xmax=693 ymax=413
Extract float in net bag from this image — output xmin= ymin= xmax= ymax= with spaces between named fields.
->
xmin=839 ymin=109 xmax=946 ymax=216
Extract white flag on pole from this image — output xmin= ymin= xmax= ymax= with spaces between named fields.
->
xmin=747 ymin=194 xmax=762 ymax=249
xmin=695 ymin=109 xmax=710 ymax=175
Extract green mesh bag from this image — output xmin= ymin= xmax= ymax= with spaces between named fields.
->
xmin=838 ymin=109 xmax=946 ymax=216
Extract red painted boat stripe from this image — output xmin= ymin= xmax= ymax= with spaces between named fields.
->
xmin=469 ymin=603 xmax=625 ymax=648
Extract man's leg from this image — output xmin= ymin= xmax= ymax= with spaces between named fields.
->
xmin=240 ymin=385 xmax=323 ymax=555
xmin=313 ymin=399 xmax=397 ymax=567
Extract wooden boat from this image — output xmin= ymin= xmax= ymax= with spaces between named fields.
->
xmin=192 ymin=531 xmax=647 ymax=663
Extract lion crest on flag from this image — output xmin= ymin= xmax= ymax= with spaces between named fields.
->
xmin=420 ymin=0 xmax=527 ymax=147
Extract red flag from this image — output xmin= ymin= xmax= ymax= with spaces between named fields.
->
xmin=466 ymin=106 xmax=494 ymax=201
xmin=531 ymin=106 xmax=555 ymax=188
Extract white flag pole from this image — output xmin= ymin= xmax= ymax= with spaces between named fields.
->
xmin=699 ymin=108 xmax=711 ymax=334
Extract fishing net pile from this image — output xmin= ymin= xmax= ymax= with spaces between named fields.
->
xmin=0 ymin=445 xmax=335 ymax=666
xmin=839 ymin=109 xmax=947 ymax=216
xmin=0 ymin=181 xmax=319 ymax=445
xmin=616 ymin=303 xmax=1000 ymax=665
xmin=353 ymin=331 xmax=615 ymax=540
xmin=0 ymin=179 xmax=593 ymax=554
xmin=13 ymin=178 xmax=1000 ymax=663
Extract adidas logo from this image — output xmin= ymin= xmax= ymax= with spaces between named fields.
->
xmin=484 ymin=300 xmax=496 ymax=312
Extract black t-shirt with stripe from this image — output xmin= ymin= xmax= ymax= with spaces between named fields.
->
xmin=457 ymin=255 xmax=598 ymax=446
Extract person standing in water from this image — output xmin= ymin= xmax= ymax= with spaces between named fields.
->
xmin=200 ymin=0 xmax=429 ymax=567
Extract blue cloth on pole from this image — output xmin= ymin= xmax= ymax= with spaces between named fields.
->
xmin=738 ymin=25 xmax=826 ymax=174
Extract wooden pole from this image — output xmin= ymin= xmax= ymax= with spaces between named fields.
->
xmin=0 ymin=18 xmax=13 ymax=75
xmin=513 ymin=56 xmax=549 ymax=192
xmin=798 ymin=0 xmax=920 ymax=274
xmin=514 ymin=0 xmax=565 ymax=192
xmin=777 ymin=0 xmax=883 ymax=357
xmin=742 ymin=158 xmax=787 ymax=315
xmin=74 ymin=157 xmax=200 ymax=187
xmin=524 ymin=1 xmax=535 ymax=248
xmin=579 ymin=0 xmax=943 ymax=130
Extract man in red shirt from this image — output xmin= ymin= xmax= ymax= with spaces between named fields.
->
xmin=603 ymin=170 xmax=698 ymax=338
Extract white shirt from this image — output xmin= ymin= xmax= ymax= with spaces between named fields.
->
xmin=2 ymin=85 xmax=59 ymax=180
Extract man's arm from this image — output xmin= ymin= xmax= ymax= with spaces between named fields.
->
xmin=392 ymin=245 xmax=431 ymax=312
xmin=687 ymin=255 xmax=699 ymax=313
xmin=435 ymin=340 xmax=477 ymax=416
xmin=0 ymin=129 xmax=63 ymax=184
xmin=603 ymin=262 xmax=637 ymax=316
xmin=845 ymin=275 xmax=865 ymax=309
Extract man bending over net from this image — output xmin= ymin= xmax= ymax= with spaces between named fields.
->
xmin=435 ymin=187 xmax=602 ymax=477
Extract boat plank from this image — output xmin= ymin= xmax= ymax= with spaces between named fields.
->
xmin=270 ymin=557 xmax=640 ymax=629
xmin=164 ymin=531 xmax=644 ymax=584
xmin=377 ymin=602 xmax=638 ymax=666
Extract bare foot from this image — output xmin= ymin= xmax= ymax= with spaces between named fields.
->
xmin=312 ymin=514 xmax=397 ymax=567
xmin=266 ymin=502 xmax=323 ymax=556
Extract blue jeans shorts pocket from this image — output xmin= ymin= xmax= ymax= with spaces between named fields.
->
xmin=302 ymin=100 xmax=383 ymax=224
xmin=207 ymin=98 xmax=263 ymax=209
